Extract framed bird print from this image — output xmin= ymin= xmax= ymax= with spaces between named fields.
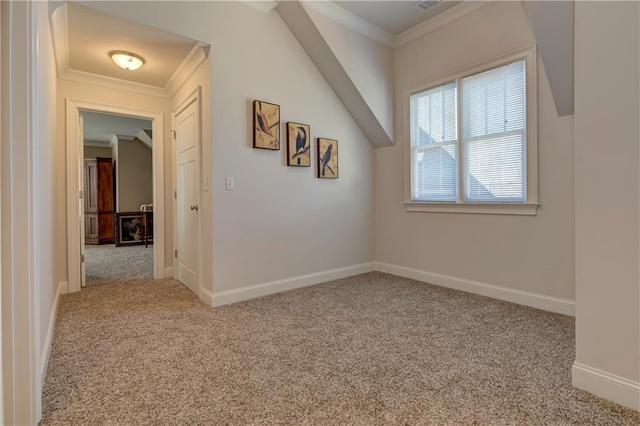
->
xmin=253 ymin=100 xmax=280 ymax=150
xmin=287 ymin=122 xmax=311 ymax=167
xmin=317 ymin=138 xmax=338 ymax=179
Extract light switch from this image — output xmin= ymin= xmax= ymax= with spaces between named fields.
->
xmin=225 ymin=177 xmax=234 ymax=191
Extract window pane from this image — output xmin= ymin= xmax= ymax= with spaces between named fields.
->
xmin=463 ymin=133 xmax=524 ymax=201
xmin=411 ymin=81 xmax=457 ymax=146
xmin=410 ymin=81 xmax=458 ymax=201
xmin=462 ymin=59 xmax=526 ymax=202
xmin=413 ymin=144 xmax=457 ymax=201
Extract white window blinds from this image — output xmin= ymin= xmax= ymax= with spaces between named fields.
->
xmin=462 ymin=59 xmax=526 ymax=202
xmin=410 ymin=58 xmax=527 ymax=203
xmin=410 ymin=81 xmax=458 ymax=201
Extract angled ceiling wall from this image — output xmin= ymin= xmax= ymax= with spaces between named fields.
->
xmin=524 ymin=1 xmax=574 ymax=117
xmin=276 ymin=1 xmax=394 ymax=148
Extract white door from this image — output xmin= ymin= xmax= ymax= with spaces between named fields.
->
xmin=78 ymin=113 xmax=86 ymax=288
xmin=175 ymin=99 xmax=199 ymax=294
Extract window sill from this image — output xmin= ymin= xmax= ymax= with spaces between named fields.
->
xmin=404 ymin=201 xmax=539 ymax=216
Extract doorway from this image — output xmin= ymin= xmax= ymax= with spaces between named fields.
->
xmin=81 ymin=111 xmax=154 ymax=287
xmin=66 ymin=100 xmax=166 ymax=293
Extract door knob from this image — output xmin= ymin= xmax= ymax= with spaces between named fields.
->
xmin=190 ymin=204 xmax=199 ymax=211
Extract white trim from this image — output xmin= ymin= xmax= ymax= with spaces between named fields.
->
xmin=164 ymin=44 xmax=209 ymax=97
xmin=394 ymin=1 xmax=492 ymax=47
xmin=405 ymin=202 xmax=539 ymax=216
xmin=403 ymin=46 xmax=538 ymax=211
xmin=40 ymin=281 xmax=67 ymax=382
xmin=301 ymin=0 xmax=395 ymax=47
xmin=66 ymin=100 xmax=166 ymax=293
xmin=375 ymin=262 xmax=575 ymax=316
xmin=572 ymin=363 xmax=640 ymax=411
xmin=292 ymin=0 xmax=488 ymax=49
xmin=210 ymin=263 xmax=376 ymax=307
xmin=1 ymin=1 xmax=39 ymax=423
xmin=164 ymin=266 xmax=174 ymax=278
xmin=58 ymin=69 xmax=168 ymax=99
xmin=50 ymin=4 xmax=209 ymax=99
xmin=200 ymin=286 xmax=214 ymax=306
xmin=172 ymin=87 xmax=203 ymax=299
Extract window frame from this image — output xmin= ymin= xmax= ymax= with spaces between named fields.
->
xmin=404 ymin=46 xmax=539 ymax=215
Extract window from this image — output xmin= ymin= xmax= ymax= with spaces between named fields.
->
xmin=406 ymin=48 xmax=538 ymax=215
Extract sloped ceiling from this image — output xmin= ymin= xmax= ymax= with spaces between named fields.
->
xmin=524 ymin=1 xmax=574 ymax=117
xmin=83 ymin=112 xmax=151 ymax=146
xmin=334 ymin=0 xmax=462 ymax=36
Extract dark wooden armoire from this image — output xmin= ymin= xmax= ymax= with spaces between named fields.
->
xmin=84 ymin=157 xmax=114 ymax=244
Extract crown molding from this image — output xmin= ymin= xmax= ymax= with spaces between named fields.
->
xmin=49 ymin=2 xmax=209 ymax=99
xmin=394 ymin=1 xmax=492 ymax=47
xmin=58 ymin=68 xmax=169 ymax=98
xmin=164 ymin=43 xmax=210 ymax=97
xmin=295 ymin=1 xmax=492 ymax=49
xmin=302 ymin=0 xmax=395 ymax=47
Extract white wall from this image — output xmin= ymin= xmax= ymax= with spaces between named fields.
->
xmin=71 ymin=1 xmax=375 ymax=296
xmin=54 ymin=79 xmax=173 ymax=280
xmin=375 ymin=1 xmax=575 ymax=302
xmin=115 ymin=138 xmax=152 ymax=212
xmin=573 ymin=1 xmax=640 ymax=409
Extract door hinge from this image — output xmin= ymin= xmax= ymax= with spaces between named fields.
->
xmin=79 ymin=190 xmax=84 ymax=199
xmin=81 ymin=254 xmax=85 ymax=263
xmin=172 ymin=130 xmax=176 ymax=139
xmin=174 ymin=190 xmax=177 ymax=199
xmin=174 ymin=249 xmax=178 ymax=258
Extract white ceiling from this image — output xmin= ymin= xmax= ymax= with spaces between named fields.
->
xmin=49 ymin=4 xmax=209 ymax=148
xmin=83 ymin=112 xmax=151 ymax=146
xmin=54 ymin=2 xmax=202 ymax=89
xmin=333 ymin=0 xmax=462 ymax=36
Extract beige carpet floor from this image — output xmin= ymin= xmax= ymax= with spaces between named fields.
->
xmin=41 ymin=272 xmax=640 ymax=425
xmin=85 ymin=243 xmax=153 ymax=286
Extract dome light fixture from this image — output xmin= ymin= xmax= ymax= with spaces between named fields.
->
xmin=109 ymin=51 xmax=145 ymax=71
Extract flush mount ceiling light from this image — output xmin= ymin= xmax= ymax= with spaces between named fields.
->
xmin=109 ymin=51 xmax=145 ymax=71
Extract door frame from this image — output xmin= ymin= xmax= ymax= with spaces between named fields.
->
xmin=172 ymin=87 xmax=203 ymax=298
xmin=66 ymin=99 xmax=165 ymax=292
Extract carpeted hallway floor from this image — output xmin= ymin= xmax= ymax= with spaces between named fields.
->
xmin=41 ymin=272 xmax=640 ymax=425
xmin=85 ymin=243 xmax=153 ymax=286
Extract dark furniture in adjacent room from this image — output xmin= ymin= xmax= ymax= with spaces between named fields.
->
xmin=84 ymin=157 xmax=114 ymax=245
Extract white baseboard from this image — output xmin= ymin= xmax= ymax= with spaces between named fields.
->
xmin=40 ymin=281 xmax=67 ymax=380
xmin=164 ymin=266 xmax=174 ymax=279
xmin=375 ymin=262 xmax=575 ymax=316
xmin=200 ymin=286 xmax=214 ymax=306
xmin=572 ymin=362 xmax=640 ymax=411
xmin=210 ymin=262 xmax=375 ymax=307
